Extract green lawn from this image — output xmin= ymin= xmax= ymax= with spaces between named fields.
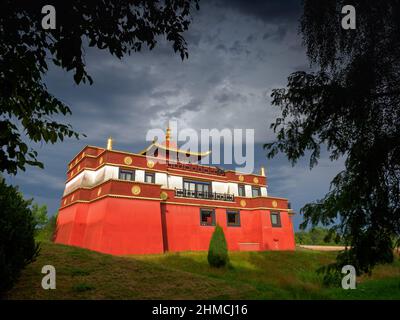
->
xmin=6 ymin=241 xmax=400 ymax=299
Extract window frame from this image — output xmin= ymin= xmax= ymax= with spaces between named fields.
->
xmin=238 ymin=184 xmax=245 ymax=197
xmin=200 ymin=208 xmax=216 ymax=226
xmin=119 ymin=169 xmax=135 ymax=181
xmin=252 ymin=186 xmax=261 ymax=197
xmin=226 ymin=210 xmax=241 ymax=227
xmin=183 ymin=179 xmax=212 ymax=197
xmin=270 ymin=211 xmax=282 ymax=228
xmin=145 ymin=171 xmax=155 ymax=184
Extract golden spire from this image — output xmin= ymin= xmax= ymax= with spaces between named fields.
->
xmin=166 ymin=126 xmax=171 ymax=142
xmin=107 ymin=136 xmax=113 ymax=150
xmin=260 ymin=166 xmax=265 ymax=177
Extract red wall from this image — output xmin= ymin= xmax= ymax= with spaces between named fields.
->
xmin=55 ymin=199 xmax=295 ymax=255
xmin=162 ymin=204 xmax=295 ymax=252
xmin=260 ymin=210 xmax=295 ymax=250
xmin=55 ymin=198 xmax=164 ymax=255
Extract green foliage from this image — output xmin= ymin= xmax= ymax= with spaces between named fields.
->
xmin=6 ymin=241 xmax=400 ymax=299
xmin=36 ymin=213 xmax=58 ymax=242
xmin=0 ymin=0 xmax=199 ymax=174
xmin=31 ymin=203 xmax=48 ymax=230
xmin=265 ymin=0 xmax=400 ymax=275
xmin=295 ymin=227 xmax=343 ymax=246
xmin=0 ymin=178 xmax=40 ymax=295
xmin=207 ymin=225 xmax=229 ymax=268
xmin=72 ymin=283 xmax=95 ymax=293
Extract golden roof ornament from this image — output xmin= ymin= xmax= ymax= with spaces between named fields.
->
xmin=138 ymin=125 xmax=211 ymax=161
xmin=107 ymin=136 xmax=113 ymax=150
xmin=166 ymin=126 xmax=171 ymax=142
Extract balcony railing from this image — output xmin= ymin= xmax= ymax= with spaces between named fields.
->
xmin=175 ymin=189 xmax=235 ymax=202
xmin=167 ymin=162 xmax=225 ymax=176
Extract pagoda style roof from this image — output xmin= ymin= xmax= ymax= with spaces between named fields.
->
xmin=139 ymin=141 xmax=211 ymax=161
xmin=138 ymin=127 xmax=211 ymax=162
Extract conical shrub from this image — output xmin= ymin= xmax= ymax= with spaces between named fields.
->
xmin=207 ymin=224 xmax=229 ymax=267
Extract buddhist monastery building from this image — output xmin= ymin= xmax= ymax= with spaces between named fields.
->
xmin=55 ymin=128 xmax=296 ymax=255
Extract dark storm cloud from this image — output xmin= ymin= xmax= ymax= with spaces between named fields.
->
xmin=213 ymin=0 xmax=301 ymax=47
xmin=150 ymin=89 xmax=179 ymax=99
xmin=229 ymin=40 xmax=251 ymax=55
xmin=215 ymin=43 xmax=227 ymax=51
xmin=162 ymin=98 xmax=203 ymax=118
xmin=246 ymin=34 xmax=256 ymax=43
xmin=213 ymin=91 xmax=247 ymax=104
xmin=262 ymin=24 xmax=288 ymax=42
xmin=214 ymin=0 xmax=302 ymax=23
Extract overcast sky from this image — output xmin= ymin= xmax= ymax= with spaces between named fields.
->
xmin=6 ymin=0 xmax=344 ymax=230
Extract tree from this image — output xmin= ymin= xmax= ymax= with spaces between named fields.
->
xmin=295 ymin=227 xmax=342 ymax=246
xmin=265 ymin=0 xmax=400 ymax=276
xmin=0 ymin=0 xmax=199 ymax=174
xmin=36 ymin=212 xmax=58 ymax=242
xmin=207 ymin=224 xmax=229 ymax=268
xmin=31 ymin=203 xmax=48 ymax=230
xmin=0 ymin=177 xmax=39 ymax=295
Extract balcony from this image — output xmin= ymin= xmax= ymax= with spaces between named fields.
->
xmin=167 ymin=162 xmax=225 ymax=176
xmin=175 ymin=189 xmax=235 ymax=202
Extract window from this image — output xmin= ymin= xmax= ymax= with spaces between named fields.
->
xmin=145 ymin=172 xmax=155 ymax=183
xmin=119 ymin=169 xmax=135 ymax=181
xmin=270 ymin=212 xmax=281 ymax=227
xmin=252 ymin=187 xmax=260 ymax=197
xmin=227 ymin=210 xmax=240 ymax=227
xmin=238 ymin=185 xmax=245 ymax=197
xmin=200 ymin=208 xmax=215 ymax=226
xmin=183 ymin=180 xmax=211 ymax=198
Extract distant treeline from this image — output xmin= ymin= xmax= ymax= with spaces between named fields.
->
xmin=295 ymin=227 xmax=344 ymax=246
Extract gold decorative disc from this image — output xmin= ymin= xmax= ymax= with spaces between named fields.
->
xmin=160 ymin=191 xmax=168 ymax=201
xmin=81 ymin=152 xmax=85 ymax=159
xmin=97 ymin=187 xmax=102 ymax=196
xmin=77 ymin=165 xmax=81 ymax=171
xmin=253 ymin=177 xmax=259 ymax=184
xmin=63 ymin=199 xmax=67 ymax=205
xmin=71 ymin=194 xmax=75 ymax=201
xmin=147 ymin=160 xmax=155 ymax=168
xmin=272 ymin=200 xmax=278 ymax=208
xmin=124 ymin=156 xmax=133 ymax=165
xmin=131 ymin=185 xmax=141 ymax=195
xmin=99 ymin=157 xmax=103 ymax=165
xmin=239 ymin=175 xmax=244 ymax=182
xmin=240 ymin=199 xmax=247 ymax=207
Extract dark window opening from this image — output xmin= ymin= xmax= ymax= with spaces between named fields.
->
xmin=227 ymin=210 xmax=240 ymax=227
xmin=183 ymin=181 xmax=211 ymax=197
xmin=183 ymin=180 xmax=211 ymax=197
xmin=176 ymin=179 xmax=234 ymax=201
xmin=200 ymin=208 xmax=215 ymax=226
xmin=270 ymin=212 xmax=281 ymax=228
xmin=238 ymin=185 xmax=245 ymax=197
xmin=252 ymin=187 xmax=261 ymax=197
xmin=145 ymin=172 xmax=155 ymax=183
xmin=119 ymin=169 xmax=135 ymax=181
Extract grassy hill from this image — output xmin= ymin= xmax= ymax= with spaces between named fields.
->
xmin=6 ymin=241 xmax=400 ymax=300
